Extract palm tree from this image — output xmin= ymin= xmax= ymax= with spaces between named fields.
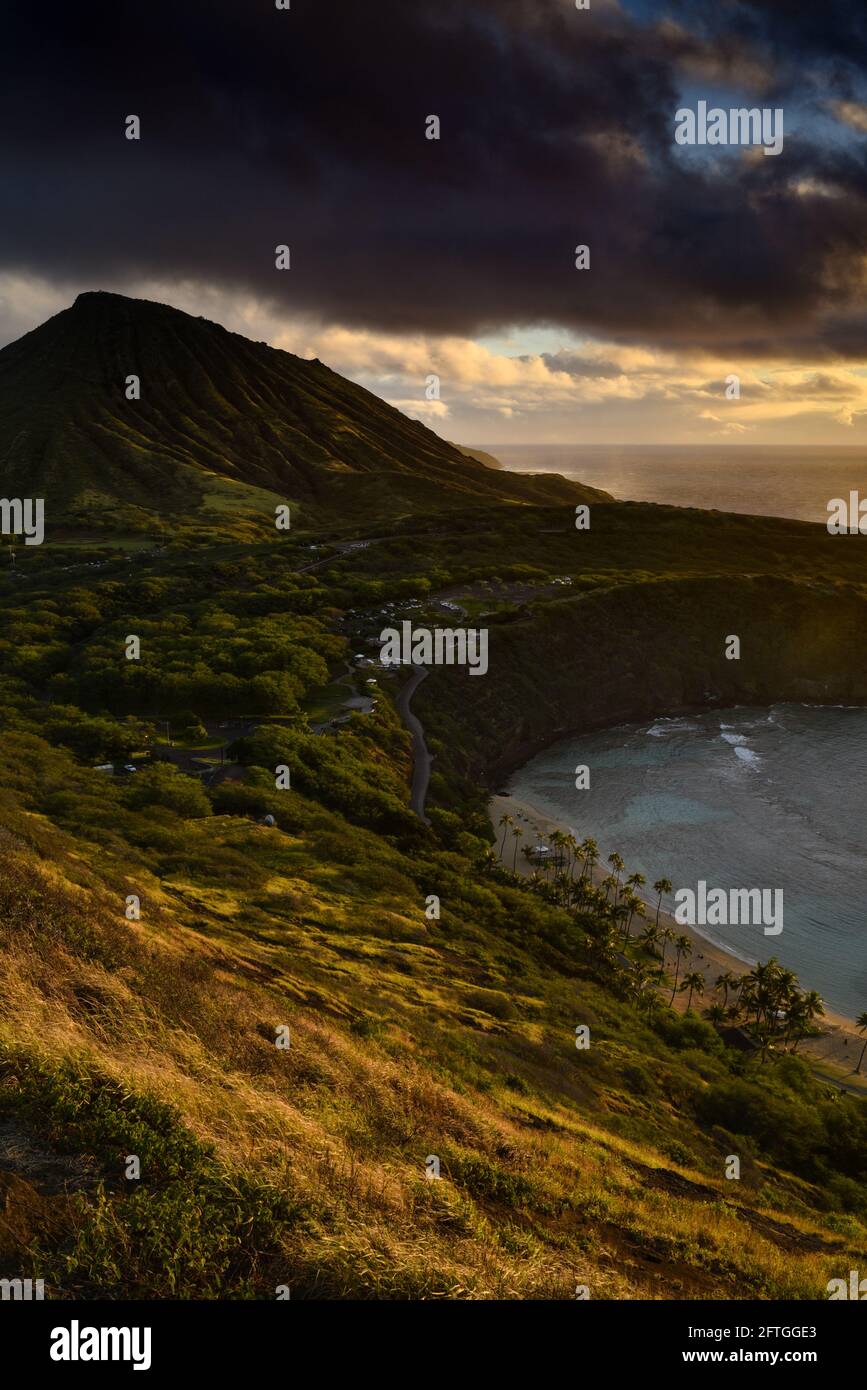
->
xmin=612 ymin=901 xmax=630 ymax=940
xmin=511 ymin=825 xmax=523 ymax=872
xmin=738 ymin=959 xmax=802 ymax=1059
xmin=775 ymin=967 xmax=799 ymax=1048
xmin=639 ymin=923 xmax=661 ymax=958
xmin=623 ymin=893 xmax=645 ymax=940
xmin=579 ymin=837 xmax=599 ymax=885
xmin=715 ymin=970 xmax=739 ymax=1010
xmin=783 ymin=995 xmax=808 ymax=1053
xmin=607 ymin=852 xmax=625 ymax=903
xmin=764 ymin=961 xmax=799 ymax=1050
xmin=642 ymin=988 xmax=663 ymax=1019
xmin=587 ymin=925 xmax=619 ymax=971
xmin=652 ymin=877 xmax=672 ymax=928
xmin=550 ymin=829 xmax=568 ymax=872
xmin=658 ymin=926 xmax=675 ymax=980
xmin=737 ymin=975 xmax=757 ymax=1025
xmin=630 ymin=966 xmax=654 ymax=1005
xmin=856 ymin=1012 xmax=867 ymax=1074
xmin=498 ymin=813 xmax=512 ymax=856
xmin=620 ymin=890 xmax=638 ymax=940
xmin=680 ymin=970 xmax=705 ymax=1012
xmin=549 ymin=831 xmax=571 ymax=899
xmin=789 ymin=990 xmax=825 ymax=1052
xmin=704 ymin=1003 xmax=726 ymax=1025
xmin=601 ymin=873 xmax=618 ymax=903
xmin=669 ymin=934 xmax=693 ymax=1004
xmin=742 ymin=959 xmax=782 ymax=1033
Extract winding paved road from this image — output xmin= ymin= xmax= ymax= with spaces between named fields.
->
xmin=396 ymin=665 xmax=432 ymax=824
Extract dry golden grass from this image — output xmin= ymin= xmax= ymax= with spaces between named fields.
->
xmin=0 ymin=814 xmax=863 ymax=1300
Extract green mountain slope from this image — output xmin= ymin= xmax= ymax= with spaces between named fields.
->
xmin=0 ymin=292 xmax=606 ymax=539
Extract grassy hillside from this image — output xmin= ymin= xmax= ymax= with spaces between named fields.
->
xmin=2 ymin=297 xmax=867 ymax=1300
xmin=0 ymin=293 xmax=606 ymax=543
xmin=1 ymin=708 xmax=866 ymax=1300
xmin=1 ymin=479 xmax=867 ymax=1299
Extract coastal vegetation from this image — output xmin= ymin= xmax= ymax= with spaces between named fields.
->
xmin=498 ymin=826 xmax=829 ymax=1059
xmin=1 ymin=295 xmax=865 ymax=1300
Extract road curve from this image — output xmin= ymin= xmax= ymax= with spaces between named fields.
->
xmin=396 ymin=665 xmax=432 ymax=824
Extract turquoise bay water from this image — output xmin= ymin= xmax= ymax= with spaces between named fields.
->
xmin=509 ymin=705 xmax=867 ymax=1017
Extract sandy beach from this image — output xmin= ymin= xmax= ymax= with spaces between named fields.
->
xmin=490 ymin=791 xmax=867 ymax=1093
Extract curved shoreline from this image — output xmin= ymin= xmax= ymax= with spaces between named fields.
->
xmin=482 ymin=696 xmax=867 ymax=791
xmin=489 ymin=787 xmax=867 ymax=1093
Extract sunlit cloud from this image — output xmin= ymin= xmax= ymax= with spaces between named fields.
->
xmin=4 ymin=271 xmax=867 ymax=445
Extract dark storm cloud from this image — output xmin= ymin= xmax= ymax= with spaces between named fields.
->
xmin=3 ymin=0 xmax=867 ymax=354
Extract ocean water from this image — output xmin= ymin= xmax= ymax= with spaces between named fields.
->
xmin=487 ymin=444 xmax=867 ymax=524
xmin=509 ymin=704 xmax=867 ymax=1017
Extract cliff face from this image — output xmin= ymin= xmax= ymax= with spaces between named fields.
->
xmin=418 ymin=574 xmax=867 ymax=785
